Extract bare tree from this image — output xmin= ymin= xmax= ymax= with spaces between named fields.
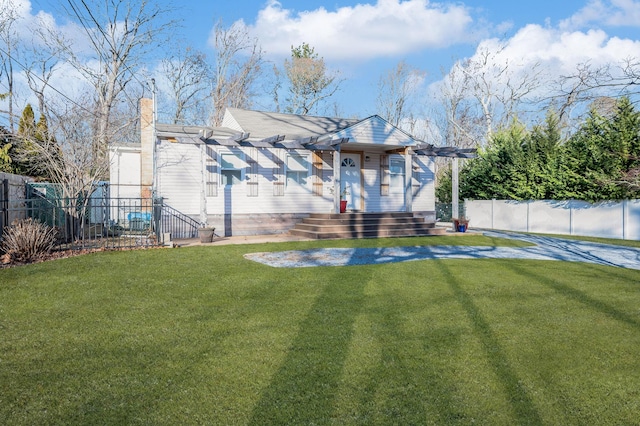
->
xmin=283 ymin=42 xmax=341 ymax=115
xmin=458 ymin=46 xmax=542 ymax=143
xmin=0 ymin=0 xmax=20 ymax=132
xmin=51 ymin=0 xmax=175 ymax=152
xmin=24 ymin=23 xmax=63 ymax=120
xmin=552 ymin=58 xmax=640 ymax=125
xmin=159 ymin=46 xmax=212 ymax=125
xmin=16 ymin=96 xmax=108 ymax=198
xmin=211 ymin=20 xmax=264 ymax=126
xmin=266 ymin=63 xmax=283 ymax=113
xmin=431 ymin=63 xmax=482 ymax=149
xmin=13 ymin=95 xmax=113 ymax=240
xmin=376 ymin=60 xmax=425 ymax=127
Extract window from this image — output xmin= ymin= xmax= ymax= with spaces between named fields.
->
xmin=220 ymin=152 xmax=244 ymax=186
xmin=389 ymin=157 xmax=405 ymax=193
xmin=286 ymin=154 xmax=310 ymax=187
xmin=205 ymin=147 xmax=218 ymax=196
xmin=341 ymin=157 xmax=356 ymax=168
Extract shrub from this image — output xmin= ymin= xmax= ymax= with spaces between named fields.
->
xmin=0 ymin=218 xmax=57 ymax=263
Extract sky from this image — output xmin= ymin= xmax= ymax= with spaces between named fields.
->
xmin=6 ymin=0 xmax=640 ymax=122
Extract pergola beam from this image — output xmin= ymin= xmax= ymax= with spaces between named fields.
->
xmin=415 ymin=147 xmax=477 ymax=159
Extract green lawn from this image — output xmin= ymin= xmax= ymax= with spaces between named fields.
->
xmin=1 ymin=235 xmax=639 ymax=425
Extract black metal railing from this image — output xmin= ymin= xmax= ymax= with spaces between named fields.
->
xmin=160 ymin=203 xmax=200 ymax=239
xmin=0 ymin=193 xmax=203 ymax=252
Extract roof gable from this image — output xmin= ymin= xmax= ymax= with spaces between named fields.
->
xmin=330 ymin=115 xmax=418 ymax=147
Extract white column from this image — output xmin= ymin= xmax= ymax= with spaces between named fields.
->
xmin=452 ymin=157 xmax=459 ymax=219
xmin=333 ymin=149 xmax=341 ymax=213
xmin=404 ymin=149 xmax=413 ymax=213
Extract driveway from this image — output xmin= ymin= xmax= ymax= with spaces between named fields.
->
xmin=244 ymin=231 xmax=640 ymax=270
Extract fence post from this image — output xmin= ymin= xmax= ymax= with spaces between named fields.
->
xmin=569 ymin=200 xmax=574 ymax=236
xmin=623 ymin=199 xmax=628 ymax=240
xmin=491 ymin=199 xmax=495 ymax=229
xmin=1 ymin=179 xmax=8 ymax=234
xmin=153 ymin=196 xmax=163 ymax=244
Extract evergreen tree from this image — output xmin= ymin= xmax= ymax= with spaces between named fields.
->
xmin=0 ymin=126 xmax=14 ymax=173
xmin=460 ymin=120 xmax=530 ymax=200
xmin=14 ymin=104 xmax=56 ymax=179
xmin=18 ymin=104 xmax=37 ymax=138
xmin=284 ymin=42 xmax=340 ymax=115
xmin=435 ymin=98 xmax=640 ymax=203
xmin=563 ymin=97 xmax=640 ymax=201
xmin=36 ymin=113 xmax=52 ymax=143
xmin=525 ymin=111 xmax=565 ymax=199
xmin=435 ymin=166 xmax=452 ymax=203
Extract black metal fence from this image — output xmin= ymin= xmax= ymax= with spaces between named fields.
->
xmin=1 ymin=188 xmax=200 ymax=252
xmin=435 ymin=202 xmax=466 ymax=222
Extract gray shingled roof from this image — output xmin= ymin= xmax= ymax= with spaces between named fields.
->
xmin=154 ymin=112 xmax=476 ymax=157
xmin=225 ymin=108 xmax=362 ymax=140
xmin=156 ymin=124 xmax=240 ymax=140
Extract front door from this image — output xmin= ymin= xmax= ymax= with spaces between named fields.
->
xmin=341 ymin=153 xmax=362 ymax=211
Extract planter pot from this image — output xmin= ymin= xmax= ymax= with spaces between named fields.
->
xmin=453 ymin=218 xmax=468 ymax=232
xmin=198 ymin=227 xmax=215 ymax=243
xmin=340 ymin=200 xmax=347 ymax=213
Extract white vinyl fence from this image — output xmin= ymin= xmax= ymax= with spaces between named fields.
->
xmin=465 ymin=199 xmax=640 ymax=240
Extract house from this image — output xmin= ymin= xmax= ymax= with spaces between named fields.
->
xmin=109 ymin=99 xmax=468 ymax=237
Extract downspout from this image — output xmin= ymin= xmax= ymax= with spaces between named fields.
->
xmin=151 ymin=79 xmax=158 ymax=198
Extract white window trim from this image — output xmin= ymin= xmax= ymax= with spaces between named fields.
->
xmin=285 ymin=152 xmax=311 ymax=191
xmin=389 ymin=154 xmax=406 ymax=194
xmin=219 ymin=150 xmax=245 ymax=187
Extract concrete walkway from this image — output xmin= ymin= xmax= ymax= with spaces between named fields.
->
xmin=243 ymin=231 xmax=640 ymax=270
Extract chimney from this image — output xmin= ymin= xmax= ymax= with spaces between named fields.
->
xmin=140 ymin=98 xmax=154 ymax=198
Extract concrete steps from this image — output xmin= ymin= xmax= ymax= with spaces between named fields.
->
xmin=289 ymin=212 xmax=447 ymax=240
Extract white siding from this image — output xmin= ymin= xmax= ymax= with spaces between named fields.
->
xmin=334 ymin=116 xmax=414 ymax=147
xmin=361 ymin=152 xmax=417 ymax=212
xmin=411 ymin=155 xmax=436 ymax=212
xmin=155 ymin=142 xmax=436 ymax=220
xmin=220 ymin=114 xmax=242 ymax=132
xmin=156 ymin=141 xmax=201 ymax=215
xmin=362 ymin=152 xmax=382 ymax=211
xmin=109 ymin=147 xmax=142 ymax=198
xmin=205 ymin=148 xmax=333 ymax=215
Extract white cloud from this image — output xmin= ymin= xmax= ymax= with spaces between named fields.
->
xmin=0 ymin=0 xmax=32 ymax=19
xmin=560 ymin=0 xmax=640 ymax=30
xmin=241 ymin=0 xmax=478 ymax=62
xmin=428 ymin=21 xmax=640 ymax=131
xmin=482 ymin=24 xmax=640 ymax=73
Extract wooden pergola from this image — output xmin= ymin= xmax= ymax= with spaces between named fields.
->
xmin=159 ymin=127 xmax=477 ymax=218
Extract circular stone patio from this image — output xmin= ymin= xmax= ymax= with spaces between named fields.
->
xmin=243 ymin=231 xmax=640 ymax=270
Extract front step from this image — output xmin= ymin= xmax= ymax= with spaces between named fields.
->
xmin=289 ymin=212 xmax=447 ymax=240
